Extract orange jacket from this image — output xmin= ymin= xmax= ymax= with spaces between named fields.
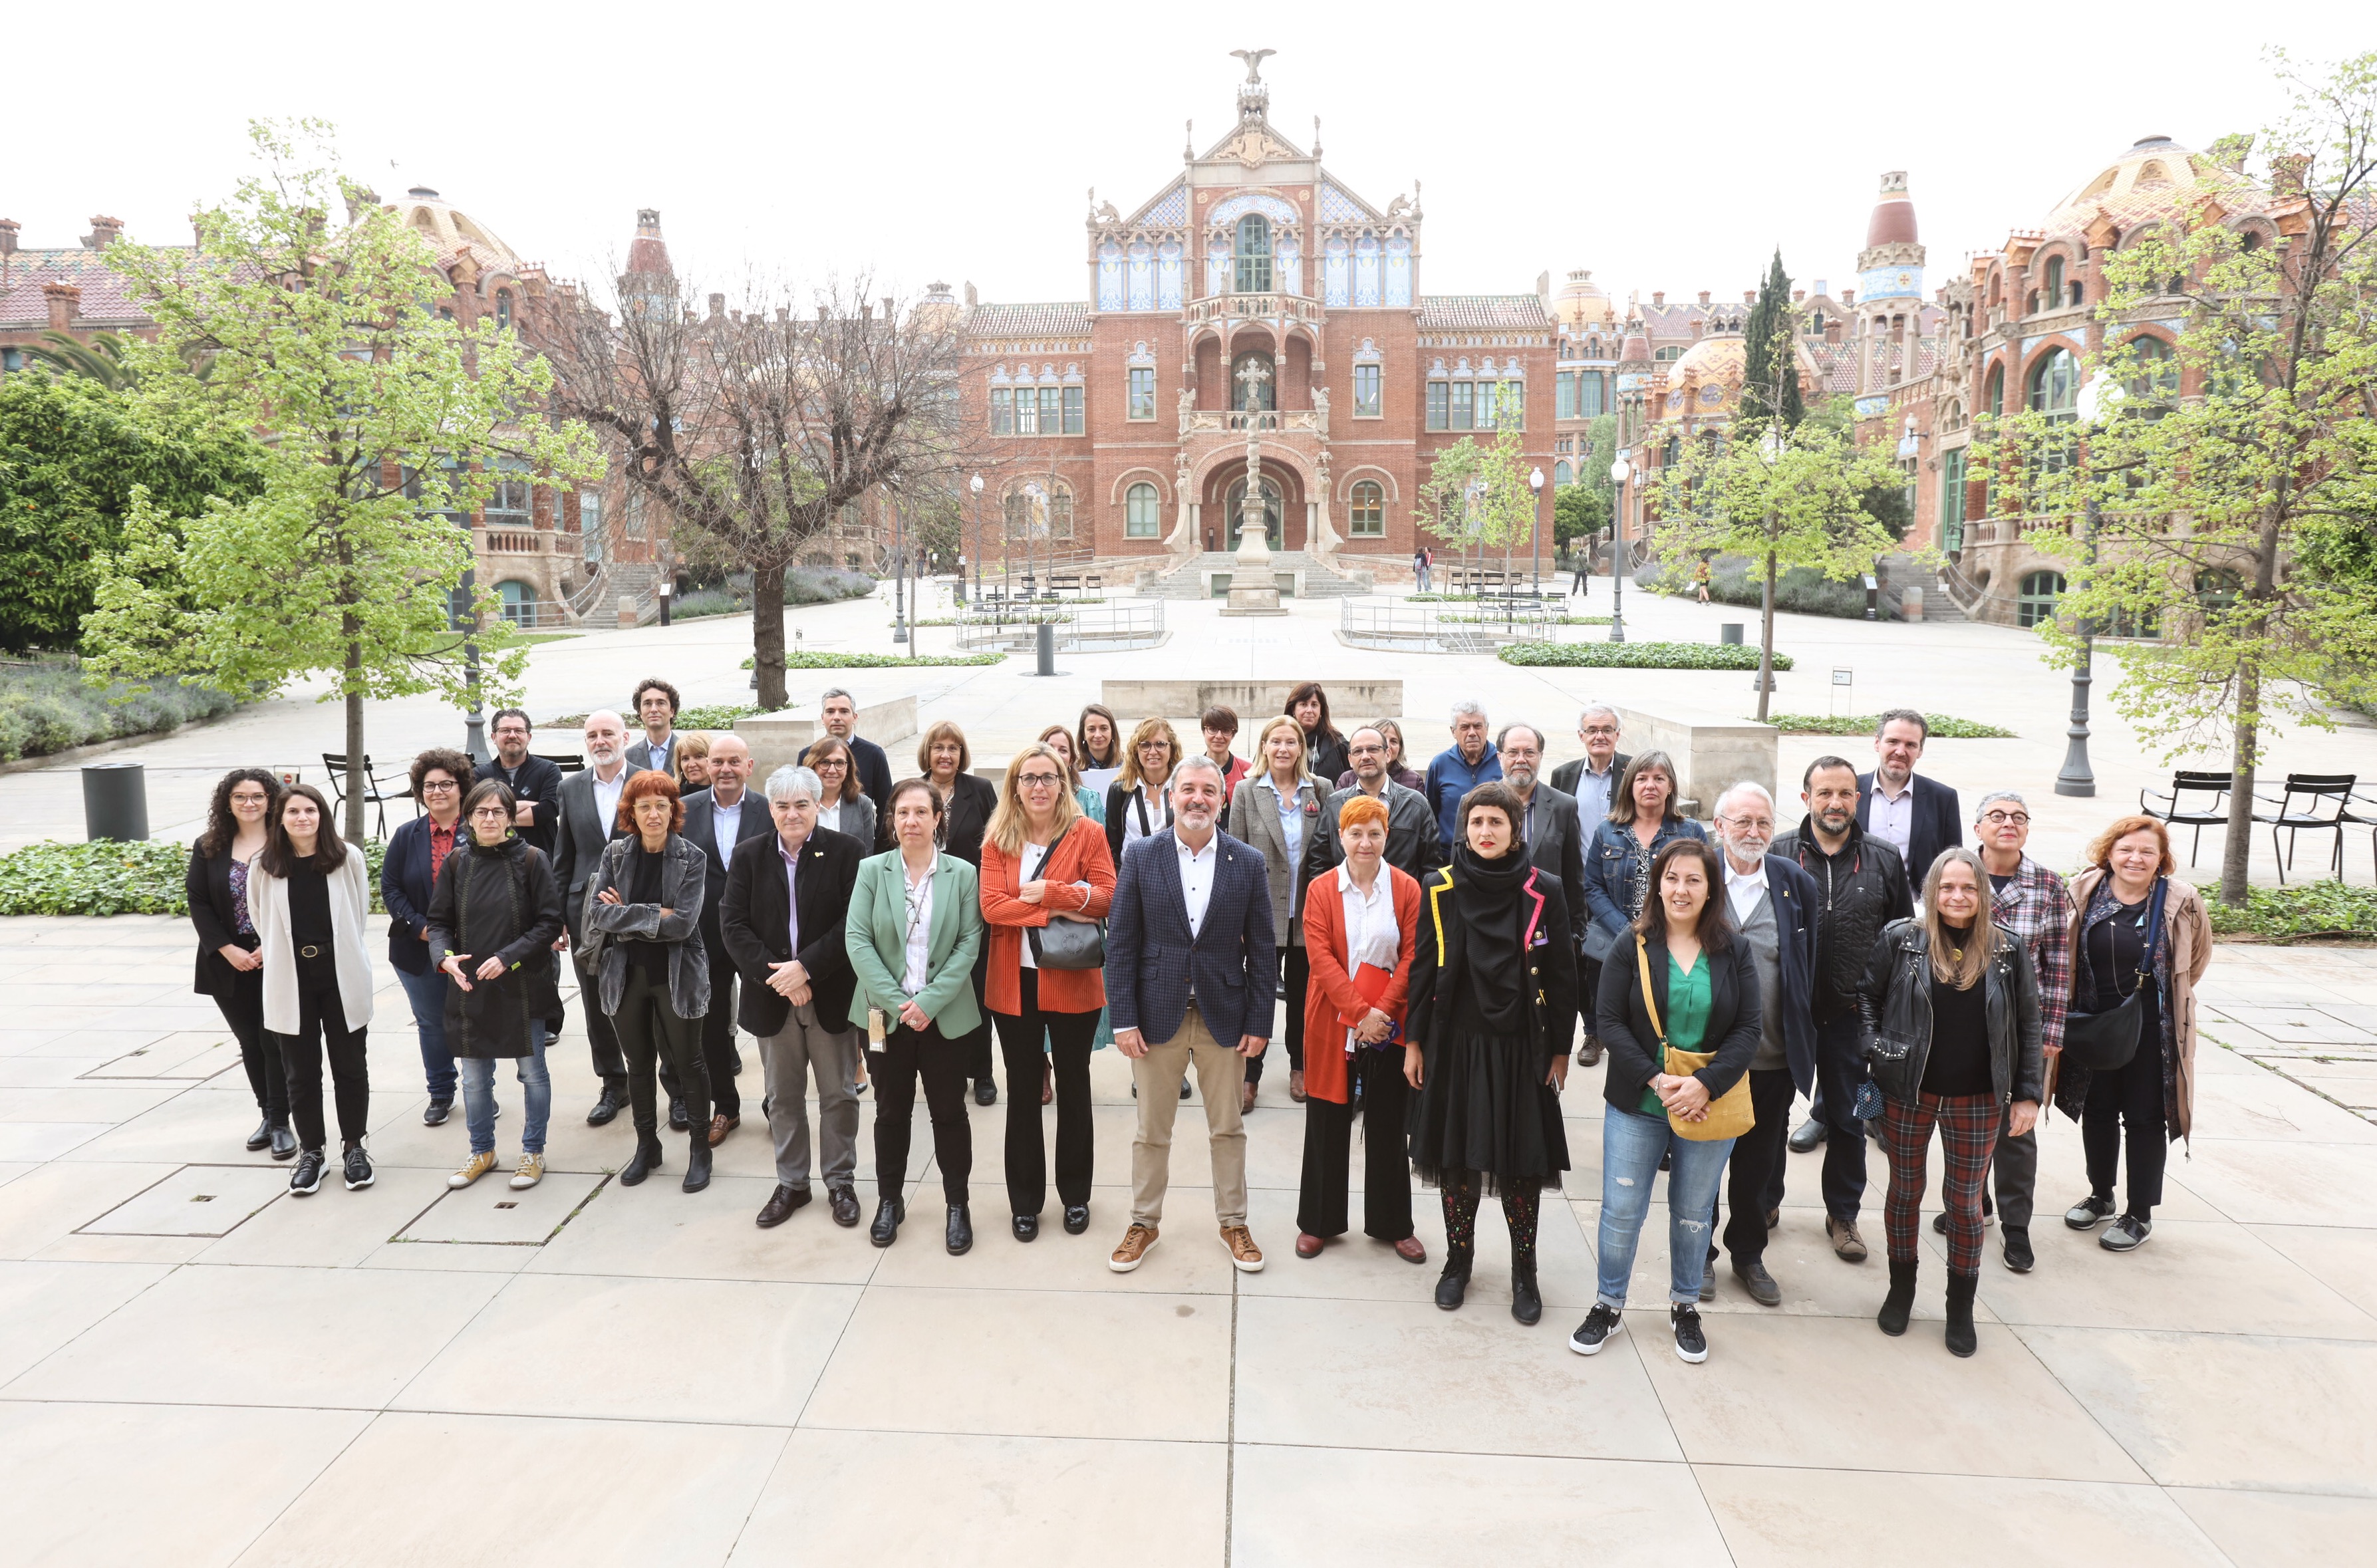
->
xmin=980 ymin=818 xmax=1115 ymax=1016
xmin=1300 ymin=862 xmax=1422 ymax=1104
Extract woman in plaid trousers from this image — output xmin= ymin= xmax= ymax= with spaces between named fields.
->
xmin=1856 ymin=848 xmax=2043 ymax=1357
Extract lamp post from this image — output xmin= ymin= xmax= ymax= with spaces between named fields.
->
xmin=891 ymin=499 xmax=910 ymax=646
xmin=2056 ymin=374 xmax=2126 ymax=797
xmin=1528 ymin=465 xmax=1545 ymax=612
xmin=1607 ymin=452 xmax=1631 ymax=644
xmin=968 ymin=472 xmax=984 ymax=608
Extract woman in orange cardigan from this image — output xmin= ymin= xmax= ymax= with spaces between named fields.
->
xmin=1295 ymin=793 xmax=1426 ymax=1263
xmin=981 ymin=743 xmax=1117 ymax=1243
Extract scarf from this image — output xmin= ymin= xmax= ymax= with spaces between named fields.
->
xmin=1450 ymin=841 xmax=1532 ymax=1031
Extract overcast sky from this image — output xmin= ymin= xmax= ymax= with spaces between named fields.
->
xmin=9 ymin=2 xmax=2358 ymax=313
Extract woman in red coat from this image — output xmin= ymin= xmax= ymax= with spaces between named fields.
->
xmin=1295 ymin=793 xmax=1426 ymax=1262
xmin=980 ymin=743 xmax=1116 ymax=1243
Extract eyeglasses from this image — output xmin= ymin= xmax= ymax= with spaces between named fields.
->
xmin=1981 ymin=811 xmax=2030 ymax=826
xmin=1138 ymin=741 xmax=1169 ymax=753
xmin=1018 ymin=773 xmax=1062 ymax=788
xmin=420 ymin=779 xmax=460 ymax=793
xmin=1582 ymin=725 xmax=1619 ymax=737
xmin=1719 ymin=817 xmax=1774 ymax=832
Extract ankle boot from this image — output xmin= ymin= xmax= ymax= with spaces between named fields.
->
xmin=619 ymin=1132 xmax=664 ymax=1187
xmin=1435 ymin=1249 xmax=1472 ymax=1311
xmin=1510 ymin=1257 xmax=1542 ymax=1326
xmin=1877 ymin=1257 xmax=1918 ymax=1337
xmin=1944 ymin=1270 xmax=1979 ymax=1358
xmin=682 ymin=1134 xmax=712 ymax=1194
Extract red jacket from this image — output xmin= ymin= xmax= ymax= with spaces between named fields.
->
xmin=980 ymin=817 xmax=1115 ymax=1016
xmin=1300 ymin=862 xmax=1422 ymax=1104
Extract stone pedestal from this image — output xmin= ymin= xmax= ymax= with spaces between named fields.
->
xmin=1218 ymin=505 xmax=1285 ymax=617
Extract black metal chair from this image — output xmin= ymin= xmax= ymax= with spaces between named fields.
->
xmin=2251 ymin=773 xmax=2357 ymax=882
xmin=2139 ymin=771 xmax=2233 ymax=867
xmin=2340 ymin=784 xmax=2377 ymax=884
xmin=319 ymin=752 xmax=413 ymax=839
xmin=535 ymin=753 xmax=586 ymax=775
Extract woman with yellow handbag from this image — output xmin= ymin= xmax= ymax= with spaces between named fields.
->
xmin=1571 ymin=839 xmax=1762 ymax=1365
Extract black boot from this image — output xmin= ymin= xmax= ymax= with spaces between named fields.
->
xmin=1877 ymin=1257 xmax=1918 ymax=1337
xmin=682 ymin=1134 xmax=712 ymax=1194
xmin=946 ymin=1204 xmax=973 ymax=1255
xmin=870 ymin=1195 xmax=905 ymax=1247
xmin=619 ymin=1132 xmax=664 ymax=1187
xmin=1944 ymin=1270 xmax=1979 ymax=1358
xmin=1510 ymin=1257 xmax=1542 ymax=1326
xmin=1435 ymin=1251 xmax=1472 ymax=1311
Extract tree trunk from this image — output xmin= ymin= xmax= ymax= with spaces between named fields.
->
xmin=1756 ymin=543 xmax=1778 ymax=722
xmin=752 ymin=559 xmax=788 ymax=712
xmin=2219 ymin=661 xmax=2259 ymax=907
xmin=343 ymin=652 xmax=366 ymax=848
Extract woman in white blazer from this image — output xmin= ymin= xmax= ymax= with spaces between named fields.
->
xmin=250 ymin=783 xmax=376 ymax=1198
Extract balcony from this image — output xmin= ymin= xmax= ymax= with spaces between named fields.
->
xmin=1181 ymin=408 xmax=1326 ymax=436
xmin=1183 ymin=293 xmax=1327 ymax=330
xmin=480 ymin=528 xmax=545 ymax=555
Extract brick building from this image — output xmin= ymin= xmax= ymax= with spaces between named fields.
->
xmin=960 ymin=54 xmax=1556 ymax=594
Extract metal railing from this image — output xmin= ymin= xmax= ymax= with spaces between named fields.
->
xmin=1340 ymin=598 xmax=1576 ymax=652
xmin=954 ymin=600 xmax=1164 ymax=652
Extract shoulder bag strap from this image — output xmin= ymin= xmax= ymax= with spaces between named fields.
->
xmin=1635 ymin=935 xmax=1668 ymax=1062
xmin=2138 ymin=876 xmax=2169 ymax=984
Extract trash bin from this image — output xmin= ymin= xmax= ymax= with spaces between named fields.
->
xmin=1036 ymin=620 xmax=1057 ymax=678
xmin=1720 ymin=623 xmax=1744 ymax=646
xmin=82 ymin=761 xmax=150 ymax=843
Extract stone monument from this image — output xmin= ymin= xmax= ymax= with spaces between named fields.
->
xmin=1220 ymin=358 xmax=1286 ymax=616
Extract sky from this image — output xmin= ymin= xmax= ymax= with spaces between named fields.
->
xmin=8 ymin=1 xmax=2363 ymax=314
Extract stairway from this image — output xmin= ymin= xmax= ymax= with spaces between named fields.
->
xmin=1136 ymin=551 xmax=1374 ymax=600
xmin=1884 ymin=555 xmax=1968 ymax=624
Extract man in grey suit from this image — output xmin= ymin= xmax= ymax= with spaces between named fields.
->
xmin=677 ymin=735 xmax=773 ymax=1144
xmin=1301 ymin=724 xmax=1444 ymax=884
xmin=550 ymin=710 xmax=650 ymax=1125
xmin=1498 ymin=722 xmax=1589 ymax=1046
xmin=1547 ymin=702 xmax=1631 ymax=835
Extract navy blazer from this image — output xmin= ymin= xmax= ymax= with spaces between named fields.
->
xmin=1105 ymin=828 xmax=1278 ymax=1047
xmin=1745 ymin=852 xmax=1822 ymax=1096
xmin=1856 ymin=771 xmax=1963 ymax=888
xmin=380 ymin=814 xmax=456 ymax=976
xmin=847 ymin=735 xmax=894 ymax=827
xmin=680 ymin=785 xmax=774 ymax=946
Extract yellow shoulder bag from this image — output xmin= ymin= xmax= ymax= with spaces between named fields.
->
xmin=1635 ymin=936 xmax=1755 ymax=1142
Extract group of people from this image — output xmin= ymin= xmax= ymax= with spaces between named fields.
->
xmin=190 ymin=684 xmax=2212 ymax=1365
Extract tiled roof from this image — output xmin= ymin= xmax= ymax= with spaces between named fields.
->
xmin=966 ymin=302 xmax=1090 ymax=338
xmin=1415 ymin=295 xmax=1552 ymax=330
xmin=0 ymin=247 xmax=189 ymax=329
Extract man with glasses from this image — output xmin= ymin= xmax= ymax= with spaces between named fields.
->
xmin=1705 ymin=783 xmax=1818 ymax=1306
xmin=1550 ymin=704 xmax=1629 ymax=1065
xmin=476 ymin=708 xmax=563 ymax=854
xmin=1945 ymin=790 xmax=2072 ymax=1273
xmin=1300 ymin=725 xmax=1443 ymax=884
xmin=819 ymin=688 xmax=894 ymax=825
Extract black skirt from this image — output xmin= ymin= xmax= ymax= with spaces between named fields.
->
xmin=1407 ymin=1027 xmax=1570 ymax=1196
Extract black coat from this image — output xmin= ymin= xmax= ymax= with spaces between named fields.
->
xmin=1518 ymin=783 xmax=1590 ymax=960
xmin=1303 ymin=729 xmax=1350 ymax=789
xmin=1105 ymin=779 xmax=1174 ymax=862
xmin=1595 ymin=932 xmax=1764 ymax=1114
xmin=1856 ymin=920 xmax=2045 ymax=1109
xmin=476 ymin=753 xmax=565 ymax=855
xmin=937 ymin=772 xmax=1000 ymax=868
xmin=847 ymin=735 xmax=895 ymax=828
xmin=1856 ymin=771 xmax=1963 ymax=888
xmin=186 ymin=843 xmax=258 ymax=999
xmin=718 ymin=826 xmax=865 ymax=1037
xmin=424 ymin=837 xmax=566 ymax=1058
xmin=1772 ymin=819 xmax=1914 ymax=1019
xmin=680 ymin=786 xmax=775 ymax=948
xmin=1409 ymin=862 xmax=1580 ymax=1066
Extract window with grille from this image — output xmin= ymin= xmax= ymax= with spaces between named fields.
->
xmin=1348 ymin=480 xmax=1384 ymax=537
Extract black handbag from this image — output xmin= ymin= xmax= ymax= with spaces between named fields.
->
xmin=2060 ymin=877 xmax=2166 ymax=1073
xmin=1028 ymin=914 xmax=1107 ymax=971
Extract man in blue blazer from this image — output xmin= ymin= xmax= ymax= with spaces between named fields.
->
xmin=1103 ymin=754 xmax=1277 ymax=1277
xmin=1856 ymin=710 xmax=1961 ymax=890
xmin=1705 ymin=783 xmax=1820 ymax=1308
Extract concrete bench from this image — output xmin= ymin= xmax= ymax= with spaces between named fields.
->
xmin=734 ymin=696 xmax=918 ymax=775
xmin=1612 ymin=704 xmax=1776 ymax=823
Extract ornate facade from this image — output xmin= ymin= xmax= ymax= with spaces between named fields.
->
xmin=960 ymin=55 xmax=1556 ymax=581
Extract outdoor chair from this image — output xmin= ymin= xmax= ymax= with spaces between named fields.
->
xmin=2250 ymin=773 xmax=2358 ymax=883
xmin=2340 ymin=784 xmax=2377 ymax=884
xmin=319 ymin=752 xmax=414 ymax=839
xmin=2139 ymin=771 xmax=2233 ymax=867
xmin=535 ymin=753 xmax=586 ymax=775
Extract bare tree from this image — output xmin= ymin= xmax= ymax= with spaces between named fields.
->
xmin=537 ymin=270 xmax=970 ymax=710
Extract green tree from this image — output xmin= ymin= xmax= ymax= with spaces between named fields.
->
xmin=0 ymin=372 xmax=262 ymax=650
xmin=1416 ymin=424 xmax=1540 ymax=604
xmin=82 ymin=120 xmax=601 ymax=843
xmin=1740 ymin=250 xmax=1806 ymax=430
xmin=1983 ymin=52 xmax=2377 ymax=904
xmin=1554 ymin=482 xmax=1609 ymax=550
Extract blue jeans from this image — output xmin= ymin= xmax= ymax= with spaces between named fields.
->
xmin=396 ymin=964 xmax=459 ymax=1102
xmin=1597 ymin=1103 xmax=1737 ymax=1307
xmin=458 ymin=1025 xmax=551 ymax=1155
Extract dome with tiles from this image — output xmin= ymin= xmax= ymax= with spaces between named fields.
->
xmin=391 ymin=187 xmax=520 ymax=271
xmin=1553 ymin=269 xmax=1613 ymax=328
xmin=2042 ymin=137 xmax=2265 ymax=239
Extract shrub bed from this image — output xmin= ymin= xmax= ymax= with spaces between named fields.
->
xmin=0 ymin=662 xmax=243 ymax=763
xmin=1758 ymin=713 xmax=2015 ymax=739
xmin=670 ymin=567 xmax=879 ymax=620
xmin=2205 ymin=882 xmax=2377 ymax=943
xmin=0 ymin=837 xmax=388 ymax=917
xmin=1498 ymin=642 xmax=1794 ymax=672
xmin=1642 ymin=558 xmax=1899 ymax=620
xmin=739 ymin=651 xmax=1006 ymax=670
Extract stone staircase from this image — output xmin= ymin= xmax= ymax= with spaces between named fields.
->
xmin=1135 ymin=551 xmax=1375 ymax=600
xmin=1883 ymin=555 xmax=1969 ymax=624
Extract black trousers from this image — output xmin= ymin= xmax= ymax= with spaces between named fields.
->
xmin=1720 ymin=1067 xmax=1797 ymax=1264
xmin=1810 ymin=1011 xmax=1871 ymax=1221
xmin=993 ymin=969 xmax=1097 ymax=1215
xmin=2084 ymin=1052 xmax=2167 ymax=1218
xmin=660 ymin=931 xmax=740 ymax=1118
xmin=874 ymin=1020 xmax=972 ymax=1206
xmin=1578 ymin=955 xmax=1605 ymax=1042
xmin=572 ymin=942 xmax=629 ymax=1089
xmin=1246 ymin=943 xmax=1308 ymax=1083
xmin=208 ymin=958 xmax=288 ymax=1122
xmin=613 ymin=966 xmax=709 ymax=1139
xmin=273 ymin=972 xmax=369 ymax=1152
xmin=962 ymin=943 xmax=995 ymax=1083
xmin=1296 ymin=1047 xmax=1415 ymax=1240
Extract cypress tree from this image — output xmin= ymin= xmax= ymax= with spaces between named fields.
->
xmin=1740 ymin=249 xmax=1803 ymax=432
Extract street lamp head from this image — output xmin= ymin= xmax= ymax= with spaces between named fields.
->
xmin=2076 ymin=374 xmax=2126 ymax=427
xmin=1608 ymin=456 xmax=1631 ymax=484
xmin=1529 ymin=467 xmax=1545 ymax=491
xmin=969 ymin=472 xmax=984 ymax=494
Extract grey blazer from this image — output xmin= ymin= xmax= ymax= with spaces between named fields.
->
xmin=550 ymin=765 xmax=652 ymax=942
xmin=817 ymin=792 xmax=877 ymax=854
xmin=582 ymin=833 xmax=711 ymax=1020
xmin=1228 ymin=771 xmax=1329 ymax=949
xmin=1300 ymin=779 xmax=1445 ymax=886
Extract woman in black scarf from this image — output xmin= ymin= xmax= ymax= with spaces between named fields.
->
xmin=1406 ymin=779 xmax=1577 ymax=1325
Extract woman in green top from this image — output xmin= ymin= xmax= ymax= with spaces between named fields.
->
xmin=1572 ymin=838 xmax=1764 ymax=1365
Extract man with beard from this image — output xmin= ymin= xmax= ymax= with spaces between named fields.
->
xmin=1300 ymin=725 xmax=1443 ymax=884
xmin=552 ymin=710 xmax=652 ymax=1125
xmin=476 ymin=708 xmax=563 ymax=855
xmin=1772 ymin=756 xmax=1911 ymax=1265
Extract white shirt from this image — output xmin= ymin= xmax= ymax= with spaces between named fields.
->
xmin=591 ymin=765 xmax=628 ymax=837
xmin=711 ymin=792 xmax=747 ymax=868
xmin=1337 ymin=864 xmax=1401 ymax=1053
xmin=777 ymin=836 xmax=804 ymax=958
xmin=1724 ymin=858 xmax=1770 ymax=926
xmin=1256 ymin=773 xmax=1307 ymax=862
xmin=1868 ymin=774 xmax=1915 ymax=861
xmin=817 ymin=801 xmax=846 ymax=837
xmin=1121 ymin=781 xmax=1172 ymax=846
xmin=900 ymin=860 xmax=934 ymax=994
xmin=1017 ymin=841 xmax=1051 ymax=970
xmin=643 ymin=731 xmax=675 ymax=773
xmin=1177 ymin=831 xmax=1217 ymax=938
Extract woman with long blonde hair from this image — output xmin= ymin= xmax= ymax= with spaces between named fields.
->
xmin=1230 ymin=715 xmax=1328 ymax=1107
xmin=1104 ymin=717 xmax=1181 ymax=859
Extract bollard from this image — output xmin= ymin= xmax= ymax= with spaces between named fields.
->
xmin=82 ymin=761 xmax=150 ymax=843
xmin=1720 ymin=623 xmax=1743 ymax=646
xmin=1036 ymin=620 xmax=1057 ymax=677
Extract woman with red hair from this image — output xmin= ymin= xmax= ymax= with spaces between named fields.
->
xmin=1294 ymin=793 xmax=1426 ymax=1263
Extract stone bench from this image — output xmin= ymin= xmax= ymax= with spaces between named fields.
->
xmin=734 ymin=696 xmax=918 ymax=775
xmin=1611 ymin=704 xmax=1776 ymax=823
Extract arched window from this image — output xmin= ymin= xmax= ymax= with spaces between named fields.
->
xmin=1984 ymin=362 xmax=2005 ymax=418
xmin=1125 ymin=481 xmax=1161 ymax=539
xmin=2126 ymin=335 xmax=2179 ymax=402
xmin=2028 ymin=348 xmax=2078 ymax=419
xmin=1230 ymin=350 xmax=1276 ymax=412
xmin=2017 ymin=570 xmax=2065 ymax=629
xmin=1234 ymin=215 xmax=1273 ymax=294
xmin=2042 ymin=257 xmax=2064 ymax=307
xmin=495 ymin=580 xmax=537 ymax=627
xmin=1553 ymin=459 xmax=1574 ymax=487
xmin=494 ymin=290 xmax=513 ymax=330
xmin=1349 ymin=480 xmax=1384 ymax=537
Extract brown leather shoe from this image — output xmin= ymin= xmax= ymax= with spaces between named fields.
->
xmin=1827 ymin=1216 xmax=1870 ymax=1263
xmin=1288 ymin=1069 xmax=1306 ymax=1103
xmin=1042 ymin=1063 xmax=1053 ymax=1105
xmin=1393 ymin=1236 xmax=1428 ymax=1265
xmin=1222 ymin=1224 xmax=1265 ymax=1273
xmin=1294 ymin=1232 xmax=1324 ymax=1259
xmin=1109 ymin=1223 xmax=1159 ymax=1273
xmin=1240 ymin=1081 xmax=1257 ymax=1114
xmin=1577 ymin=1036 xmax=1605 ymax=1067
xmin=708 ymin=1114 xmax=739 ymax=1147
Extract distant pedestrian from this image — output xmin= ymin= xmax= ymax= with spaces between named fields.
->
xmin=1694 ymin=558 xmax=1712 ymax=604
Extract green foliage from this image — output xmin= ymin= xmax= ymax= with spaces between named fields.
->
xmin=1417 ymin=426 xmax=1538 ymax=558
xmin=1758 ymin=713 xmax=2015 ymax=739
xmin=1740 ymin=250 xmax=1805 ymax=430
xmin=1498 ymin=642 xmax=1794 ymax=672
xmin=0 ymin=836 xmax=388 ymax=917
xmin=1554 ymin=483 xmax=1609 ymax=545
xmin=0 ymin=660 xmax=242 ymax=761
xmin=739 ymin=651 xmax=1006 ymax=670
xmin=669 ymin=567 xmax=879 ymax=621
xmin=1647 ymin=557 xmax=1896 ymax=620
xmin=0 ymin=372 xmax=263 ymax=650
xmin=2204 ymin=881 xmax=2377 ymax=942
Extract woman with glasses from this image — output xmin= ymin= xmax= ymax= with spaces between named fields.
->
xmin=381 ymin=749 xmax=474 ymax=1126
xmin=800 ymin=735 xmax=879 ymax=850
xmin=980 ymin=744 xmax=1115 ymax=1240
xmin=428 ymin=780 xmax=566 ymax=1190
xmin=187 ymin=768 xmax=293 ymax=1159
xmin=1105 ymin=718 xmax=1181 ymax=860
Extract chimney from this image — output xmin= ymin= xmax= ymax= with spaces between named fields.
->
xmin=1792 ymin=289 xmax=1805 ymax=303
xmin=1812 ymin=278 xmax=1829 ymax=297
xmin=2271 ymin=153 xmax=2309 ymax=195
xmin=0 ymin=218 xmax=18 ymax=259
xmin=82 ymin=215 xmax=124 ymax=249
xmin=1697 ymin=290 xmax=1711 ymax=305
xmin=775 ymin=306 xmax=789 ymax=323
xmin=1651 ymin=291 xmax=1665 ymax=306
xmin=964 ymin=281 xmax=978 ymax=307
xmin=860 ymin=301 xmax=873 ymax=321
xmin=1842 ymin=288 xmax=1856 ymax=305
xmin=1743 ymin=290 xmax=1756 ymax=304
xmin=881 ymin=295 xmax=895 ymax=320
xmin=43 ymin=281 xmax=81 ymax=330
xmin=344 ymin=187 xmax=379 ymax=226
xmin=706 ymin=293 xmax=725 ymax=321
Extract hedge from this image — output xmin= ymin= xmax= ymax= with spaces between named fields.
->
xmin=1498 ymin=642 xmax=1795 ymax=671
xmin=670 ymin=567 xmax=879 ymax=620
xmin=0 ymin=662 xmax=243 ymax=763
xmin=1760 ymin=713 xmax=2015 ymax=739
xmin=1643 ymin=558 xmax=1899 ymax=621
xmin=740 ymin=651 xmax=1006 ymax=670
xmin=0 ymin=837 xmax=388 ymax=918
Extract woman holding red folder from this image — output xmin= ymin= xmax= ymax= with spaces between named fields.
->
xmin=1294 ymin=794 xmax=1425 ymax=1262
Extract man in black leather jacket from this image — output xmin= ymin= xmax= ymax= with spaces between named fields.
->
xmin=1770 ymin=755 xmax=1913 ymax=1265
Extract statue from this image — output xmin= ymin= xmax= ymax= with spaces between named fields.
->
xmin=1229 ymin=48 xmax=1275 ymax=84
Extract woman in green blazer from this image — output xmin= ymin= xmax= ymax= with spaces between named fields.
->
xmin=847 ymin=777 xmax=986 ymax=1255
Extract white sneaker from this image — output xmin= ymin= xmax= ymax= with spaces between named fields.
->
xmin=449 ymin=1150 xmax=497 ymax=1189
xmin=509 ymin=1153 xmax=545 ymax=1190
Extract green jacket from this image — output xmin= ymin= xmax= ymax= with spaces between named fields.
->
xmin=845 ymin=849 xmax=984 ymax=1037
